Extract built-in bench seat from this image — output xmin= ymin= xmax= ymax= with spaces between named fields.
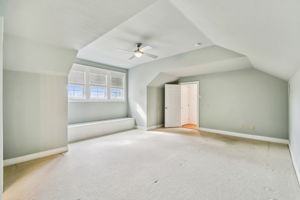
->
xmin=68 ymin=118 xmax=135 ymax=143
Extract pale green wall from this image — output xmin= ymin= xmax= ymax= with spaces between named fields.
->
xmin=69 ymin=102 xmax=128 ymax=124
xmin=179 ymin=68 xmax=288 ymax=139
xmin=289 ymin=68 xmax=300 ymax=176
xmin=3 ymin=35 xmax=76 ymax=160
xmin=128 ymin=46 xmax=250 ymax=128
xmin=68 ymin=59 xmax=128 ymax=124
xmin=147 ymin=86 xmax=164 ymax=127
xmin=4 ymin=70 xmax=68 ymax=159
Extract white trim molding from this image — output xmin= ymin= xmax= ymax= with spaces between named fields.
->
xmin=147 ymin=124 xmax=163 ymax=130
xmin=136 ymin=124 xmax=163 ymax=131
xmin=4 ymin=146 xmax=68 ymax=167
xmin=198 ymin=127 xmax=289 ymax=144
xmin=289 ymin=144 xmax=300 ymax=185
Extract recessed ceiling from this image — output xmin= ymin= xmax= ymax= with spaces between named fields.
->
xmin=77 ymin=0 xmax=212 ymax=68
xmin=0 ymin=0 xmax=156 ymax=49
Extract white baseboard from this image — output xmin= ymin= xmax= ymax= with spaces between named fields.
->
xmin=136 ymin=124 xmax=163 ymax=131
xmin=147 ymin=124 xmax=163 ymax=130
xmin=4 ymin=146 xmax=68 ymax=167
xmin=198 ymin=127 xmax=289 ymax=144
xmin=289 ymin=144 xmax=300 ymax=186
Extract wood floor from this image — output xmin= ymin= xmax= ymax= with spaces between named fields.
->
xmin=4 ymin=128 xmax=300 ymax=200
xmin=182 ymin=123 xmax=197 ymax=129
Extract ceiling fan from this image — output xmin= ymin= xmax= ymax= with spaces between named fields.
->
xmin=118 ymin=43 xmax=158 ymax=60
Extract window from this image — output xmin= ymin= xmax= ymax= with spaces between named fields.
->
xmin=110 ymin=72 xmax=125 ymax=100
xmin=68 ymin=64 xmax=126 ymax=102
xmin=90 ymin=87 xmax=106 ymax=99
xmin=89 ymin=72 xmax=107 ymax=100
xmin=68 ymin=70 xmax=85 ymax=99
xmin=68 ymin=85 xmax=84 ymax=98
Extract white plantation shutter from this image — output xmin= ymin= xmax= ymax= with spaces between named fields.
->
xmin=89 ymin=72 xmax=107 ymax=86
xmin=68 ymin=70 xmax=85 ymax=84
xmin=111 ymin=73 xmax=125 ymax=88
xmin=68 ymin=64 xmax=126 ymax=101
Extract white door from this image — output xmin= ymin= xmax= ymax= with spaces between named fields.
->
xmin=165 ymin=84 xmax=181 ymax=127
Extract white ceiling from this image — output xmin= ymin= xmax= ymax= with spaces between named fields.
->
xmin=0 ymin=0 xmax=156 ymax=49
xmin=170 ymin=0 xmax=300 ymax=80
xmin=135 ymin=45 xmax=252 ymax=87
xmin=2 ymin=0 xmax=300 ymax=79
xmin=167 ymin=56 xmax=252 ymax=78
xmin=77 ymin=0 xmax=213 ymax=68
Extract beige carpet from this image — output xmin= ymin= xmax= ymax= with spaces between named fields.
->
xmin=4 ymin=128 xmax=300 ymax=200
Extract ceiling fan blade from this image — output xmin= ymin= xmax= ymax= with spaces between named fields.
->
xmin=144 ymin=52 xmax=158 ymax=59
xmin=140 ymin=45 xmax=152 ymax=52
xmin=117 ymin=48 xmax=133 ymax=53
xmin=128 ymin=55 xmax=136 ymax=60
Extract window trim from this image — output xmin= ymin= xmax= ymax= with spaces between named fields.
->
xmin=68 ymin=64 xmax=126 ymax=103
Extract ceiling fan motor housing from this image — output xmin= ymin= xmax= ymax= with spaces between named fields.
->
xmin=136 ymin=43 xmax=142 ymax=49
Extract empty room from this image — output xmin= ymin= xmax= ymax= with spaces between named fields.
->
xmin=0 ymin=0 xmax=300 ymax=199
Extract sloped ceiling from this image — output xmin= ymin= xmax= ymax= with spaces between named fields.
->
xmin=0 ymin=0 xmax=156 ymax=49
xmin=170 ymin=0 xmax=300 ymax=80
xmin=1 ymin=0 xmax=299 ymax=79
xmin=78 ymin=0 xmax=212 ymax=68
xmin=78 ymin=0 xmax=300 ymax=80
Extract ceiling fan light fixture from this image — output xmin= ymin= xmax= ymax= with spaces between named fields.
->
xmin=134 ymin=51 xmax=143 ymax=58
xmin=120 ymin=43 xmax=157 ymax=60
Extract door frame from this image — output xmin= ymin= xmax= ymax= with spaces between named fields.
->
xmin=179 ymin=81 xmax=200 ymax=128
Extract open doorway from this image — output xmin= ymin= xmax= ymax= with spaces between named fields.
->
xmin=164 ymin=82 xmax=199 ymax=129
xmin=180 ymin=82 xmax=199 ymax=129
